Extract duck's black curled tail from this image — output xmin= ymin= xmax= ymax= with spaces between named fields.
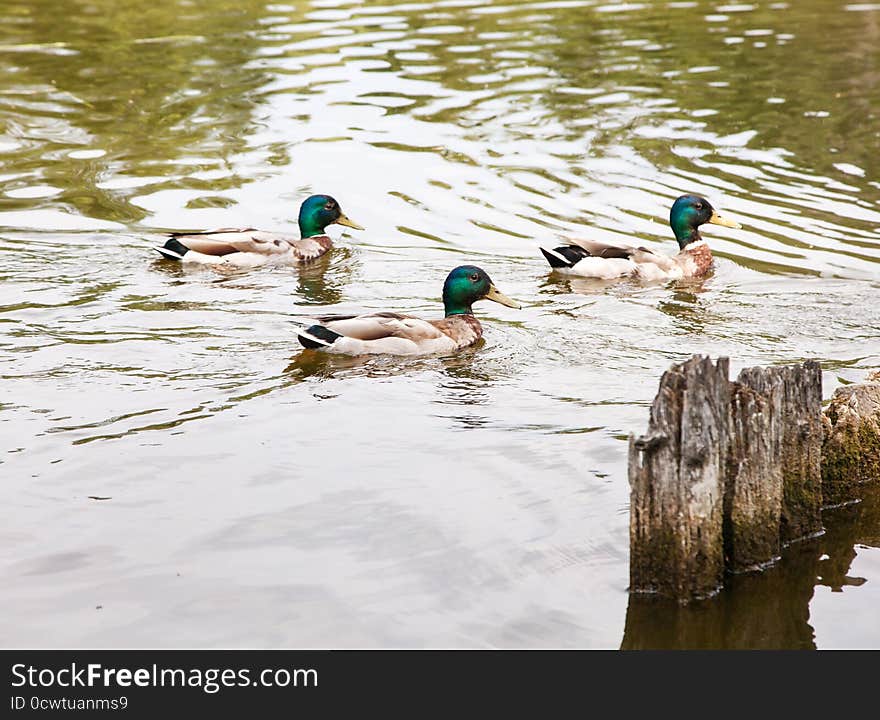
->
xmin=540 ymin=245 xmax=590 ymax=269
xmin=298 ymin=324 xmax=342 ymax=349
xmin=154 ymin=238 xmax=190 ymax=261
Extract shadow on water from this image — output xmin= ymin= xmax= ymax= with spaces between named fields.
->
xmin=621 ymin=486 xmax=880 ymax=650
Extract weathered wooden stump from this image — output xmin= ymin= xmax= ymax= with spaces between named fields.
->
xmin=628 ymin=356 xmax=730 ymax=600
xmin=777 ymin=361 xmax=824 ymax=542
xmin=629 ymin=356 xmax=824 ymax=603
xmin=822 ymin=371 xmax=880 ymax=505
xmin=726 ymin=369 xmax=783 ymax=572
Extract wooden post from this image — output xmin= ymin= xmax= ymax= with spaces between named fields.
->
xmin=629 ymin=356 xmax=824 ymax=603
xmin=628 ymin=358 xmax=880 ymax=605
xmin=725 ymin=369 xmax=783 ymax=572
xmin=821 ymin=371 xmax=880 ymax=506
xmin=628 ymin=356 xmax=730 ymax=601
xmin=777 ymin=361 xmax=824 ymax=542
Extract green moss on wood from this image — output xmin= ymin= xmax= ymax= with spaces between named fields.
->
xmin=822 ymin=418 xmax=880 ymax=505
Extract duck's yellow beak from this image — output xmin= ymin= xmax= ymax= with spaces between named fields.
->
xmin=485 ymin=284 xmax=521 ymax=309
xmin=708 ymin=210 xmax=741 ymax=229
xmin=336 ymin=214 xmax=364 ymax=231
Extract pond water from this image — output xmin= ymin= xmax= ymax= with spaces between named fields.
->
xmin=1 ymin=0 xmax=879 ymax=648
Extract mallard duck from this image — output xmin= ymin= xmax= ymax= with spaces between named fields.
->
xmin=540 ymin=194 xmax=740 ymax=281
xmin=297 ymin=265 xmax=520 ymax=355
xmin=153 ymin=194 xmax=363 ymax=267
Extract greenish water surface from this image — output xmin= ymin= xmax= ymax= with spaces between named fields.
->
xmin=1 ymin=0 xmax=879 ymax=648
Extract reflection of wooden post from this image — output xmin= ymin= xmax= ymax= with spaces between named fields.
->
xmin=628 ymin=356 xmax=729 ymax=600
xmin=629 ymin=356 xmax=824 ymax=603
xmin=621 ymin=537 xmax=819 ymax=649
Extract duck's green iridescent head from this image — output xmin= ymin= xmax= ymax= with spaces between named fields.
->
xmin=298 ymin=194 xmax=363 ymax=238
xmin=442 ymin=265 xmax=521 ymax=317
xmin=669 ymin=194 xmax=740 ymax=249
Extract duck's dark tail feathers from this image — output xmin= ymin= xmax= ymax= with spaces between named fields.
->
xmin=298 ymin=324 xmax=342 ymax=349
xmin=154 ymin=238 xmax=190 ymax=261
xmin=540 ymin=245 xmax=590 ymax=269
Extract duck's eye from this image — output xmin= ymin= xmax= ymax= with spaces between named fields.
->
xmin=324 ymin=201 xmax=336 ymax=211
xmin=695 ymin=203 xmax=703 ymax=210
xmin=470 ymin=273 xmax=480 ymax=282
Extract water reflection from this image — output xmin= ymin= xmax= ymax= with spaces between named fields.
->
xmin=435 ymin=354 xmax=494 ymax=429
xmin=294 ymin=248 xmax=356 ymax=306
xmin=439 ymin=346 xmax=491 ymax=383
xmin=554 ymin=276 xmax=625 ymax=297
xmin=655 ymin=278 xmax=716 ymax=333
xmin=284 ymin=346 xmax=442 ymax=382
xmin=621 ymin=487 xmax=880 ymax=650
xmin=0 ymin=0 xmax=272 ymax=226
xmin=284 ymin=349 xmax=371 ymax=381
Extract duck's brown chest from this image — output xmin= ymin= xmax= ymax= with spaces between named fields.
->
xmin=292 ymin=234 xmax=334 ymax=263
xmin=681 ymin=243 xmax=714 ymax=277
xmin=433 ymin=314 xmax=484 ymax=348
